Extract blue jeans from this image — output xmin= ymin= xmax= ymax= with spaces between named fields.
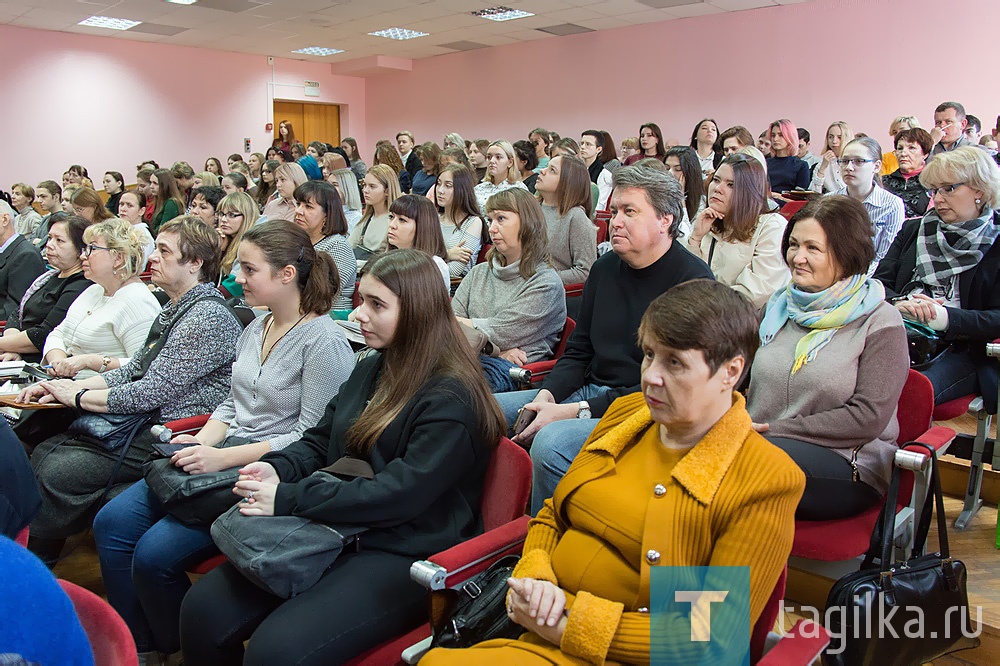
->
xmin=494 ymin=384 xmax=612 ymax=515
xmin=93 ymin=479 xmax=220 ymax=653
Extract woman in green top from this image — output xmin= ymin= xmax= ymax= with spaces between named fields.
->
xmin=217 ymin=192 xmax=258 ymax=298
xmin=149 ymin=168 xmax=185 ymax=235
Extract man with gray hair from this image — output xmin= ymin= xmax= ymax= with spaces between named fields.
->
xmin=493 ymin=165 xmax=714 ymax=514
xmin=0 ymin=199 xmax=46 ymax=322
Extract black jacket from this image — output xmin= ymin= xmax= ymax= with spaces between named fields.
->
xmin=266 ymin=354 xmax=491 ymax=557
xmin=882 ymin=169 xmax=931 ymax=220
xmin=403 ymin=151 xmax=421 ymax=181
xmin=874 ymin=213 xmax=1000 ymax=408
xmin=8 ymin=271 xmax=92 ymax=359
xmin=0 ymin=235 xmax=46 ymax=322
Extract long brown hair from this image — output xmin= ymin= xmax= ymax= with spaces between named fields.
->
xmin=711 ymin=154 xmax=770 ymax=243
xmin=373 ymin=143 xmax=405 ymax=174
xmin=438 ymin=165 xmax=481 ymax=230
xmin=388 ymin=195 xmax=447 ymax=260
xmin=242 ymin=220 xmax=339 ymax=314
xmin=70 ymin=187 xmax=115 ymax=222
xmin=151 ymin=169 xmax=185 ymax=222
xmin=485 ymin=188 xmax=550 ymax=280
xmin=346 ymin=249 xmax=505 ymax=456
xmin=539 ymin=154 xmax=593 ymax=217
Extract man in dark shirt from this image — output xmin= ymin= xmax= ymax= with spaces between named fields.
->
xmin=494 ymin=165 xmax=714 ymax=514
xmin=0 ymin=200 xmax=46 ymax=322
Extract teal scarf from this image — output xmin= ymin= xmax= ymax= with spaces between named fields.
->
xmin=760 ymin=274 xmax=885 ymax=374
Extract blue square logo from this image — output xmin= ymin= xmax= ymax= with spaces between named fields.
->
xmin=650 ymin=566 xmax=751 ymax=665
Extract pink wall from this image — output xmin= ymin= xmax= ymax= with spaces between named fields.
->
xmin=0 ymin=23 xmax=366 ymax=187
xmin=365 ymin=0 xmax=1000 ymax=157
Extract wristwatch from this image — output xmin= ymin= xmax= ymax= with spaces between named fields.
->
xmin=99 ymin=355 xmax=112 ymax=372
xmin=577 ymin=401 xmax=591 ymax=420
xmin=74 ymin=388 xmax=90 ymax=410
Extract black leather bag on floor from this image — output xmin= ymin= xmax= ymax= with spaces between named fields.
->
xmin=431 ymin=554 xmax=524 ymax=649
xmin=823 ymin=442 xmax=980 ymax=665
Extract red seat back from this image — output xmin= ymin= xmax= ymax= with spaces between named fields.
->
xmin=779 ymin=200 xmax=807 ymax=220
xmin=15 ymin=526 xmax=28 ymax=547
xmin=58 ymin=580 xmax=138 ymax=666
xmin=481 ymin=437 xmax=532 ymax=531
xmin=553 ymin=317 xmax=576 ymax=361
xmin=477 ymin=244 xmax=492 ymax=264
xmin=593 ymin=212 xmax=610 ymax=245
xmin=898 ymin=369 xmax=934 ymax=443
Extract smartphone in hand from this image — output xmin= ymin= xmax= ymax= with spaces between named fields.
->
xmin=152 ymin=442 xmax=188 ymax=458
xmin=512 ymin=408 xmax=537 ymax=436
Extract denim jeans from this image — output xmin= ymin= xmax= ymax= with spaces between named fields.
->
xmin=93 ymin=479 xmax=220 ymax=653
xmin=494 ymin=384 xmax=613 ymax=515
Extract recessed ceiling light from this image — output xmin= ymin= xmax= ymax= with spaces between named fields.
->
xmin=472 ymin=6 xmax=534 ymax=22
xmin=165 ymin=0 xmax=199 ymax=6
xmin=292 ymin=46 xmax=344 ymax=56
xmin=78 ymin=16 xmax=142 ymax=30
xmin=368 ymin=27 xmax=429 ymax=40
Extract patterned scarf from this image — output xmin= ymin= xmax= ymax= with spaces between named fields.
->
xmin=18 ymin=269 xmax=58 ymax=324
xmin=914 ymin=208 xmax=998 ymax=299
xmin=760 ymin=274 xmax=885 ymax=374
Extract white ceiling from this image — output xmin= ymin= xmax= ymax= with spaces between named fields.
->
xmin=0 ymin=0 xmax=811 ymax=65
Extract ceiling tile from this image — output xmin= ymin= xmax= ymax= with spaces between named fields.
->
xmin=706 ymin=0 xmax=776 ymax=10
xmin=575 ymin=15 xmax=633 ymax=29
xmin=667 ymin=2 xmax=724 ymax=16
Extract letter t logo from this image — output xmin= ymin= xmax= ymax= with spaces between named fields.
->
xmin=675 ymin=590 xmax=729 ymax=641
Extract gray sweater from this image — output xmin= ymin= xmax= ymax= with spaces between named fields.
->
xmin=746 ymin=301 xmax=908 ymax=495
xmin=452 ymin=258 xmax=566 ymax=362
xmin=540 ymin=204 xmax=597 ymax=285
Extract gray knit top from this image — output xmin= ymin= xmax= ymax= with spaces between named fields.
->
xmin=540 ymin=204 xmax=597 ymax=285
xmin=452 ymin=258 xmax=566 ymax=362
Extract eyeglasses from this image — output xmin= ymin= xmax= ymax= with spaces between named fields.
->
xmin=927 ymin=183 xmax=966 ymax=197
xmin=836 ymin=158 xmax=875 ymax=168
xmin=83 ymin=243 xmax=113 ymax=257
xmin=218 ymin=212 xmax=244 ymax=219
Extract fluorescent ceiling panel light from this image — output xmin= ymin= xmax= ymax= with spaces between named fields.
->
xmin=78 ymin=16 xmax=142 ymax=30
xmin=165 ymin=0 xmax=199 ymax=6
xmin=368 ymin=27 xmax=428 ymax=40
xmin=472 ymin=6 xmax=534 ymax=21
xmin=292 ymin=46 xmax=344 ymax=56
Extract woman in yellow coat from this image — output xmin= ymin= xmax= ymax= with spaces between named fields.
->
xmin=422 ymin=280 xmax=805 ymax=665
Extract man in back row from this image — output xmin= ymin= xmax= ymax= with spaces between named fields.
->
xmin=493 ymin=165 xmax=714 ymax=514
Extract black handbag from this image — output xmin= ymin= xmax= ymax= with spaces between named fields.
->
xmin=143 ymin=436 xmax=251 ymax=526
xmin=430 ymin=554 xmax=524 ymax=649
xmin=903 ymin=319 xmax=950 ymax=369
xmin=823 ymin=442 xmax=980 ymax=665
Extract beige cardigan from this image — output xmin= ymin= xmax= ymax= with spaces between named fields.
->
xmin=685 ymin=212 xmax=790 ymax=308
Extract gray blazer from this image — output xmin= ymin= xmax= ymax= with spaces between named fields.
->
xmin=0 ymin=234 xmax=46 ymax=322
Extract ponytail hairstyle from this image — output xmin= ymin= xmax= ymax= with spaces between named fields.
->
xmin=242 ymin=220 xmax=339 ymax=315
xmin=842 ymin=136 xmax=885 ymax=187
xmin=388 ymin=194 xmax=447 ymax=260
xmin=346 ymin=248 xmax=505 ymax=457
xmin=222 ymin=172 xmax=249 ymax=192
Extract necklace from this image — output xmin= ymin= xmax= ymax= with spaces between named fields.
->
xmin=260 ymin=312 xmax=309 ymax=363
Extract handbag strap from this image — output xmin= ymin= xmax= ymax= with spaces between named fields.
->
xmin=862 ymin=462 xmax=902 ymax=569
xmin=907 ymin=441 xmax=950 ymax=559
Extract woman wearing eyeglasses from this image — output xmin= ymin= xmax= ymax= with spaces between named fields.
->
xmin=41 ymin=218 xmax=161 ymax=381
xmin=875 ymin=147 xmax=1000 ymax=407
xmin=831 ymin=137 xmax=905 ymax=268
xmin=216 ymin=192 xmax=259 ymax=299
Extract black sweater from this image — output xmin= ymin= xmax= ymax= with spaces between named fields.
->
xmin=7 ymin=271 xmax=92 ymax=358
xmin=542 ymin=241 xmax=714 ymax=417
xmin=265 ymin=354 xmax=491 ymax=557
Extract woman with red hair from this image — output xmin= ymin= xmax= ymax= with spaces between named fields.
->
xmin=765 ymin=119 xmax=810 ymax=201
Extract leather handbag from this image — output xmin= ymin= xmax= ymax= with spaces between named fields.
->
xmin=143 ymin=436 xmax=251 ymax=527
xmin=430 ymin=554 xmax=524 ymax=649
xmin=823 ymin=442 xmax=980 ymax=665
xmin=903 ymin=319 xmax=950 ymax=370
xmin=210 ymin=457 xmax=373 ymax=599
xmin=67 ymin=412 xmax=154 ymax=452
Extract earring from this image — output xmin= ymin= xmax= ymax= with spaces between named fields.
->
xmin=976 ymin=198 xmax=982 ymax=205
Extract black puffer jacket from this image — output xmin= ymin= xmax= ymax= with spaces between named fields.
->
xmin=882 ymin=169 xmax=930 ymax=219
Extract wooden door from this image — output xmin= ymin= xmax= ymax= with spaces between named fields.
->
xmin=273 ymin=101 xmax=341 ymax=148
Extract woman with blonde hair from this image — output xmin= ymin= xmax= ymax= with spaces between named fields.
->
xmin=193 ymin=172 xmax=220 ymax=189
xmin=70 ymin=187 xmax=115 ymax=224
xmin=262 ymin=162 xmax=307 ymax=223
xmin=443 ymin=132 xmax=465 ymax=151
xmin=454 ymin=188 xmax=565 ymax=367
xmin=810 ymin=121 xmax=854 ymax=193
xmin=247 ymin=152 xmax=266 ymax=183
xmin=349 ymin=164 xmax=401 ymax=259
xmin=473 ymin=140 xmax=528 ymax=214
xmin=875 ymin=146 xmax=1000 ymax=407
xmin=323 ymin=158 xmax=363 ymax=233
xmin=42 ymin=218 xmax=161 ymax=380
xmin=216 ymin=192 xmax=258 ymax=298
